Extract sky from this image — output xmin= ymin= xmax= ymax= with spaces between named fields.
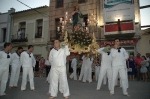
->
xmin=0 ymin=0 xmax=150 ymax=27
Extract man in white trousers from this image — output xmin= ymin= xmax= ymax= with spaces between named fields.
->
xmin=9 ymin=46 xmax=23 ymax=89
xmin=70 ymin=55 xmax=77 ymax=80
xmin=96 ymin=44 xmax=112 ymax=91
xmin=0 ymin=43 xmax=12 ymax=96
xmin=110 ymin=38 xmax=129 ymax=96
xmin=82 ymin=53 xmax=93 ymax=83
xmin=20 ymin=45 xmax=36 ymax=91
xmin=49 ymin=39 xmax=70 ymax=99
xmin=78 ymin=55 xmax=86 ymax=81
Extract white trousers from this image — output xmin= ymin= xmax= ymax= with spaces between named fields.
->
xmin=9 ymin=67 xmax=20 ymax=87
xmin=21 ymin=67 xmax=35 ymax=90
xmin=102 ymin=74 xmax=107 ymax=85
xmin=79 ymin=66 xmax=84 ymax=80
xmin=110 ymin=66 xmax=128 ymax=95
xmin=46 ymin=72 xmax=50 ymax=83
xmin=69 ymin=67 xmax=77 ymax=80
xmin=0 ymin=68 xmax=9 ymax=96
xmin=50 ymin=66 xmax=70 ymax=97
xmin=120 ymin=68 xmax=129 ymax=88
xmin=97 ymin=67 xmax=112 ymax=90
xmin=83 ymin=66 xmax=92 ymax=83
xmin=95 ymin=71 xmax=99 ymax=81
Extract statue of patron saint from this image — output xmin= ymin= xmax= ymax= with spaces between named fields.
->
xmin=71 ymin=6 xmax=82 ymax=28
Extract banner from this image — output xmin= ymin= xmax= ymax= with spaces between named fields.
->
xmin=100 ymin=40 xmax=138 ymax=46
xmin=103 ymin=0 xmax=134 ymax=22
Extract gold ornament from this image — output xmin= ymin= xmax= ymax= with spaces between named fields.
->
xmin=64 ymin=31 xmax=99 ymax=55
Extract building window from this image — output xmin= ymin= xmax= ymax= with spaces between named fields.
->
xmin=55 ymin=18 xmax=61 ymax=39
xmin=56 ymin=0 xmax=63 ymax=8
xmin=0 ymin=28 xmax=6 ymax=42
xmin=82 ymin=14 xmax=88 ymax=26
xmin=35 ymin=19 xmax=43 ymax=38
xmin=19 ymin=22 xmax=26 ymax=39
xmin=78 ymin=0 xmax=86 ymax=3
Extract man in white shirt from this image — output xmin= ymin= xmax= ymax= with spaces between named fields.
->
xmin=9 ymin=46 xmax=23 ymax=89
xmin=96 ymin=44 xmax=112 ymax=91
xmin=69 ymin=55 xmax=77 ymax=80
xmin=82 ymin=53 xmax=93 ymax=83
xmin=49 ymin=39 xmax=70 ymax=99
xmin=20 ymin=45 xmax=36 ymax=91
xmin=0 ymin=43 xmax=12 ymax=96
xmin=110 ymin=38 xmax=129 ymax=96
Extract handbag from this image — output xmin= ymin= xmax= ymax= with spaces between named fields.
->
xmin=128 ymin=68 xmax=132 ymax=72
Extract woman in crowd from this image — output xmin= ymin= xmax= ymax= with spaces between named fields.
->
xmin=127 ymin=55 xmax=136 ymax=80
xmin=39 ymin=57 xmax=45 ymax=77
xmin=34 ymin=56 xmax=39 ymax=76
xmin=140 ymin=56 xmax=148 ymax=82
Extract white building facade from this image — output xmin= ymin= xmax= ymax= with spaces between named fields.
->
xmin=0 ymin=8 xmax=15 ymax=50
xmin=11 ymin=6 xmax=49 ymax=59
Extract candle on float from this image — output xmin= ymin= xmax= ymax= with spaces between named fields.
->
xmin=62 ymin=26 xmax=64 ymax=30
xmin=57 ymin=27 xmax=60 ymax=31
xmin=70 ymin=18 xmax=72 ymax=23
xmin=86 ymin=27 xmax=89 ymax=33
xmin=62 ymin=21 xmax=64 ymax=25
xmin=65 ymin=15 xmax=68 ymax=20
xmin=88 ymin=21 xmax=91 ymax=25
xmin=60 ymin=18 xmax=63 ymax=23
xmin=64 ymin=20 xmax=67 ymax=25
xmin=96 ymin=20 xmax=98 ymax=24
xmin=87 ymin=19 xmax=89 ymax=22
xmin=65 ymin=12 xmax=68 ymax=15
xmin=94 ymin=17 xmax=96 ymax=22
xmin=82 ymin=22 xmax=85 ymax=27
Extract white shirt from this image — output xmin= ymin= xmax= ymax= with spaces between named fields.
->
xmin=45 ymin=60 xmax=51 ymax=66
xmin=10 ymin=52 xmax=21 ymax=68
xmin=20 ymin=51 xmax=36 ymax=68
xmin=82 ymin=56 xmax=93 ymax=67
xmin=71 ymin=58 xmax=77 ymax=68
xmin=49 ymin=45 xmax=70 ymax=67
xmin=0 ymin=51 xmax=11 ymax=69
xmin=95 ymin=66 xmax=101 ymax=73
xmin=111 ymin=47 xmax=129 ymax=67
xmin=97 ymin=47 xmax=112 ymax=67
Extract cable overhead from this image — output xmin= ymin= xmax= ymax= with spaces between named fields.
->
xmin=16 ymin=0 xmax=49 ymax=18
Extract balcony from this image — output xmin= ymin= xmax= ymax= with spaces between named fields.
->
xmin=11 ymin=34 xmax=28 ymax=43
xmin=104 ymin=20 xmax=136 ymax=38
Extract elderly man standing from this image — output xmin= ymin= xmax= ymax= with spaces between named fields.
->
xmin=0 ymin=43 xmax=12 ymax=96
xmin=20 ymin=45 xmax=36 ymax=91
xmin=110 ymin=38 xmax=129 ymax=97
xmin=49 ymin=39 xmax=70 ymax=99
xmin=9 ymin=46 xmax=23 ymax=89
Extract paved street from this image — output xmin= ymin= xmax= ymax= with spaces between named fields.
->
xmin=1 ymin=77 xmax=150 ymax=99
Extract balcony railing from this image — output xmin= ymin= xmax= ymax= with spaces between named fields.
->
xmin=11 ymin=34 xmax=28 ymax=43
xmin=35 ymin=33 xmax=42 ymax=38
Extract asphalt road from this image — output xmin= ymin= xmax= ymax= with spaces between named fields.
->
xmin=1 ymin=77 xmax=150 ymax=99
